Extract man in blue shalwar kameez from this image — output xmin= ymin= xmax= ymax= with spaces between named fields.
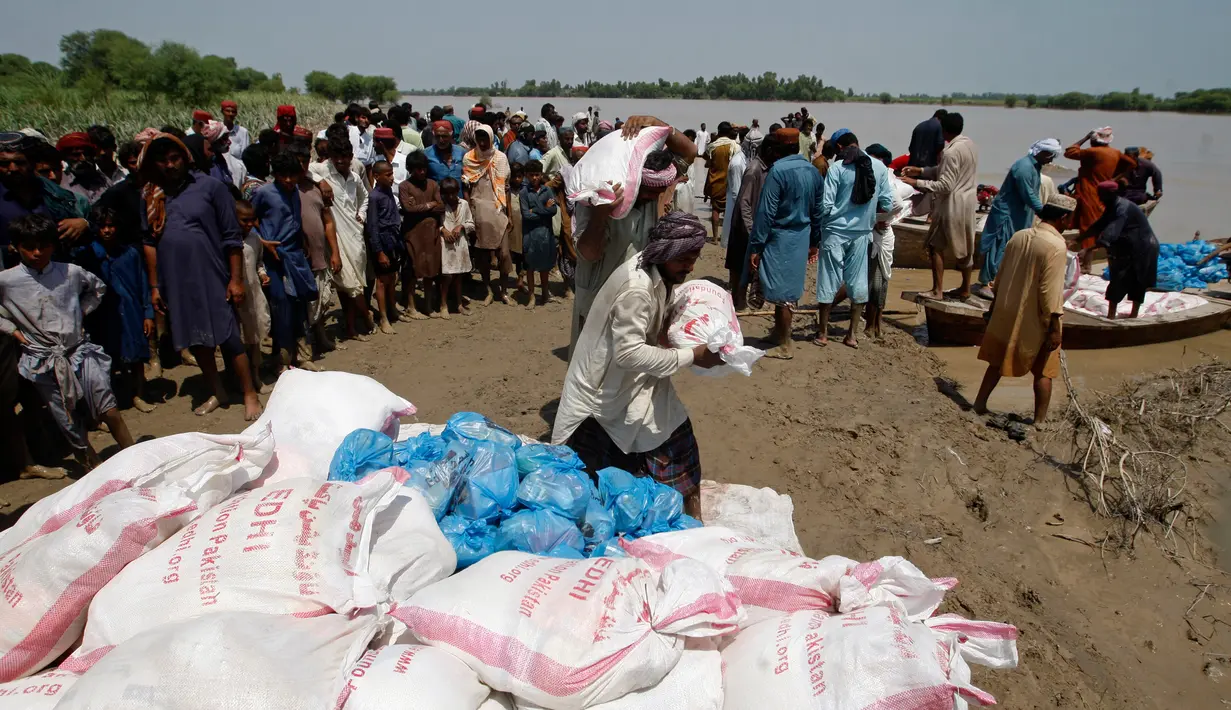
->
xmin=252 ymin=151 xmax=320 ymax=372
xmin=746 ymin=128 xmax=824 ymax=360
xmin=975 ymin=139 xmax=1061 ymax=297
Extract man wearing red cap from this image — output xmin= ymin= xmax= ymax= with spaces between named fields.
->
xmin=55 ymin=132 xmax=110 ymax=205
xmin=220 ymin=100 xmax=249 ymax=160
xmin=373 ymin=127 xmax=407 ymax=185
xmin=188 ymin=110 xmax=212 ymax=136
xmin=275 ymin=105 xmax=297 ymax=144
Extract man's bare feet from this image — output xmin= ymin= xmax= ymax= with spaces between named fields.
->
xmin=459 ymin=306 xmax=471 ymax=316
xmin=480 ymin=292 xmax=494 ymax=306
xmin=180 ymin=349 xmax=199 ymax=367
xmin=407 ymin=309 xmax=429 ymax=320
xmin=132 ymin=396 xmax=157 ymax=413
xmin=812 ymin=336 xmax=828 ymax=347
xmin=298 ymin=358 xmax=323 ymax=372
xmin=19 ymin=464 xmax=67 ymax=480
xmin=763 ymin=346 xmax=794 ymax=360
xmin=243 ymin=393 xmax=262 ymax=421
xmin=194 ymin=395 xmax=224 ymax=416
xmin=918 ymin=290 xmax=943 ymax=301
xmin=439 ymin=308 xmax=452 ymax=320
xmin=378 ymin=320 xmax=396 ymax=335
xmin=972 ymin=402 xmax=989 ymax=415
xmin=526 ymin=297 xmax=536 ymax=310
xmin=146 ymin=359 xmax=162 ymax=379
xmin=843 ymin=335 xmax=859 ymax=349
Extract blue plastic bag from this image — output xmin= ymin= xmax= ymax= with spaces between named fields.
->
xmin=443 ymin=412 xmax=522 ymax=450
xmin=671 ymin=513 xmax=704 ymax=531
xmin=328 ymin=429 xmax=396 ymax=482
xmin=641 ymin=483 xmax=684 ymax=534
xmin=516 ymin=465 xmax=593 ymax=520
xmin=498 ymin=509 xmax=586 ymax=558
xmin=398 ymin=432 xmax=449 ymax=464
xmin=440 ymin=515 xmax=499 ymax=568
xmin=1157 ymin=269 xmax=1185 ymax=292
xmin=1198 ymin=264 xmax=1228 ymax=284
xmin=597 ymin=467 xmax=653 ymax=534
xmin=515 ymin=444 xmax=584 ymax=478
xmin=587 ymin=538 xmax=629 ymax=558
xmin=452 ymin=441 xmax=519 ymax=521
xmin=579 ymin=497 xmax=615 ymax=551
xmin=401 ymin=439 xmax=471 ymax=520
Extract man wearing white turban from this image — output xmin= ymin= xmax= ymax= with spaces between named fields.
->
xmin=571 ymin=112 xmax=592 ymax=147
xmin=973 ymin=138 xmax=1061 ymax=296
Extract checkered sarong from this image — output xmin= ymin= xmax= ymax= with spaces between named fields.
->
xmin=566 ymin=417 xmax=701 ymax=498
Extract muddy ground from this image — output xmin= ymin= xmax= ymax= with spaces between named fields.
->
xmin=2 ymin=243 xmax=1229 ymax=708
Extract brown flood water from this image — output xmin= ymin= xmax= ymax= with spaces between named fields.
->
xmin=884 ymin=268 xmax=1231 ymax=413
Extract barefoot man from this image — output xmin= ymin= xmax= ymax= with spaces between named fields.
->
xmin=746 ymin=128 xmax=823 ymax=360
xmin=553 ymin=211 xmax=721 ymax=516
xmin=973 ymin=194 xmax=1077 ymax=424
xmin=140 ymin=133 xmax=262 ymax=419
xmin=900 ymin=112 xmax=979 ymax=301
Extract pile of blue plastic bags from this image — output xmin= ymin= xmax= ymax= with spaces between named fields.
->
xmin=1106 ymin=239 xmax=1228 ymax=292
xmin=327 ymin=412 xmax=702 ymax=567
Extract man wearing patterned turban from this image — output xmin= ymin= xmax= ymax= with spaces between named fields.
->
xmin=570 ymin=115 xmax=699 ymax=352
xmin=553 ymin=210 xmax=721 ymax=515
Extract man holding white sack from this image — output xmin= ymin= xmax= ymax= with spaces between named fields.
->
xmin=553 ymin=211 xmax=721 ymax=515
xmin=570 ymin=116 xmax=698 ymax=351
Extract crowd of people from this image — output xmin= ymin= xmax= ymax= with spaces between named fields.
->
xmin=0 ymin=95 xmax=1175 ymax=494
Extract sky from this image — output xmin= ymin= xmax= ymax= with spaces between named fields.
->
xmin=3 ymin=0 xmax=1229 ymax=97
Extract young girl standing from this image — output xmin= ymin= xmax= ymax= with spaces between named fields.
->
xmin=438 ymin=178 xmax=475 ymax=318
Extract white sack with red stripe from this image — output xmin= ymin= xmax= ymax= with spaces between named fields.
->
xmin=0 ymin=487 xmax=197 ymax=682
xmin=54 ymin=611 xmax=379 ymax=710
xmin=700 ymin=480 xmax=802 ymax=554
xmin=514 ymin=639 xmax=723 ymax=710
xmin=0 ymin=669 xmax=78 ymax=709
xmin=366 ymin=482 xmax=457 ymax=603
xmin=66 ymin=471 xmax=415 ymax=670
xmin=390 ymin=550 xmax=744 ymax=710
xmin=666 ymin=280 xmax=763 ymax=376
xmin=721 ymin=607 xmax=1018 ymax=710
xmin=243 ymin=370 xmax=416 ymax=485
xmin=622 ymin=527 xmax=955 ymax=626
xmin=335 ymin=644 xmax=490 ymax=710
xmin=565 ymin=127 xmax=671 ymax=220
xmin=0 ymin=427 xmax=273 ymax=555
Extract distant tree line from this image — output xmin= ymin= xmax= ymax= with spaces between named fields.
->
xmin=303 ymin=71 xmax=399 ymax=104
xmin=0 ymin=30 xmax=294 ymax=105
xmin=410 ymin=73 xmax=1231 ymax=115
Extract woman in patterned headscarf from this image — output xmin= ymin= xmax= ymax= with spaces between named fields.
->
xmin=462 ymin=124 xmax=512 ymax=304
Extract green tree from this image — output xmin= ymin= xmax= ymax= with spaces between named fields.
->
xmin=58 ymin=29 xmax=151 ymax=93
xmin=304 ymin=71 xmax=341 ymax=100
xmin=339 ymin=73 xmax=367 ymax=103
xmin=879 ymin=92 xmax=893 ymax=104
xmin=144 ymin=41 xmax=231 ymax=106
xmin=0 ymin=53 xmax=32 ymax=81
xmin=1024 ymin=94 xmax=1038 ymax=108
xmin=361 ymin=75 xmax=399 ymax=103
xmin=1003 ymin=94 xmax=1017 ymax=108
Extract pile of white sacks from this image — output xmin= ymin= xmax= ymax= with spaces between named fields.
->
xmin=0 ymin=371 xmax=1018 ymax=710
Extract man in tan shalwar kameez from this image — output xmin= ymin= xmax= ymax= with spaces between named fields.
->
xmin=901 ymin=112 xmax=978 ymax=301
xmin=972 ymin=193 xmax=1077 ymax=424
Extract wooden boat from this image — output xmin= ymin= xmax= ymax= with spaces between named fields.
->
xmin=893 ymin=214 xmax=1092 ymax=269
xmin=904 ymin=291 xmax=1231 ymax=349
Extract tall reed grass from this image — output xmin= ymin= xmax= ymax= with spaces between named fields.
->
xmin=0 ymin=86 xmax=339 ymax=142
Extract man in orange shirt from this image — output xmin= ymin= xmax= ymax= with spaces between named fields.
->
xmin=1064 ymin=127 xmax=1134 ymax=273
